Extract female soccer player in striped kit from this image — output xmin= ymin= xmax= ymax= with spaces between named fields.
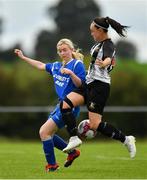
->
xmin=60 ymin=17 xmax=136 ymax=158
xmin=14 ymin=38 xmax=86 ymax=172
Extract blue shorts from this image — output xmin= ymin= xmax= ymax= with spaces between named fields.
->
xmin=48 ymin=104 xmax=80 ymax=129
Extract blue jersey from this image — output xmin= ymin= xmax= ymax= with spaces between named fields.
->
xmin=45 ymin=59 xmax=86 ymax=100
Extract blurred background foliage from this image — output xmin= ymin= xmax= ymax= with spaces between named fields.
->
xmin=0 ymin=0 xmax=146 ymax=139
xmin=0 ymin=58 xmax=147 ymax=139
xmin=1 ymin=57 xmax=147 ymax=107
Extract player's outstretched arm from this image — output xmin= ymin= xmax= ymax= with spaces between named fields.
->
xmin=14 ymin=49 xmax=46 ymax=70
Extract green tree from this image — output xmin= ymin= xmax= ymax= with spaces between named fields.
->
xmin=115 ymin=40 xmax=137 ymax=60
xmin=35 ymin=30 xmax=58 ymax=60
xmin=50 ymin=0 xmax=100 ymax=52
xmin=35 ymin=0 xmax=101 ymax=59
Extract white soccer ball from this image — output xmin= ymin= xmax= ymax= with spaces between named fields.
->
xmin=78 ymin=119 xmax=97 ymax=139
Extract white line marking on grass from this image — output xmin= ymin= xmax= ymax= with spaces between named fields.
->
xmin=95 ymin=155 xmax=147 ymax=161
xmin=0 ymin=150 xmax=25 ymax=154
xmin=96 ymin=155 xmax=130 ymax=160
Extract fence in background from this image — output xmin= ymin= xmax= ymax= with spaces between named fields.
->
xmin=0 ymin=106 xmax=147 ymax=113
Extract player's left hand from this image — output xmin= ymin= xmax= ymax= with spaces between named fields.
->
xmin=61 ymin=68 xmax=73 ymax=75
xmin=95 ymin=59 xmax=104 ymax=68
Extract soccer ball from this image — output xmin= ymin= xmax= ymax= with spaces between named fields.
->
xmin=78 ymin=119 xmax=97 ymax=139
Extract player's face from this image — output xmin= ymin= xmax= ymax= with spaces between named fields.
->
xmin=90 ymin=23 xmax=102 ymax=42
xmin=57 ymin=44 xmax=73 ymax=61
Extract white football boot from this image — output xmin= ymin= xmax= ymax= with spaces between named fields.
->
xmin=63 ymin=136 xmax=82 ymax=153
xmin=124 ymin=136 xmax=136 ymax=158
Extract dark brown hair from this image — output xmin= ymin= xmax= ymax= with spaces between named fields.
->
xmin=93 ymin=16 xmax=129 ymax=37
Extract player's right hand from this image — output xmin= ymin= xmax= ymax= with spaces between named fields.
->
xmin=14 ymin=49 xmax=24 ymax=58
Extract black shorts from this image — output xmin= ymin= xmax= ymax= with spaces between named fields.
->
xmin=86 ymin=80 xmax=110 ymax=115
xmin=73 ymin=82 xmax=87 ymax=103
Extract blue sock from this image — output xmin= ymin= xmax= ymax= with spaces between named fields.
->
xmin=53 ymin=134 xmax=67 ymax=150
xmin=42 ymin=137 xmax=56 ymax=165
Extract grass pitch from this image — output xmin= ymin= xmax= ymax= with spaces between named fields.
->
xmin=0 ymin=138 xmax=146 ymax=179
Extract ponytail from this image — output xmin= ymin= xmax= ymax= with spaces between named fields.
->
xmin=105 ymin=17 xmax=129 ymax=37
xmin=93 ymin=16 xmax=129 ymax=37
xmin=72 ymin=49 xmax=84 ymax=61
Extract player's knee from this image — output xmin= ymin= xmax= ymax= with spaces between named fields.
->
xmin=62 ymin=101 xmax=71 ymax=109
xmin=60 ymin=97 xmax=74 ymax=113
xmin=39 ymin=127 xmax=46 ymax=140
xmin=39 ymin=126 xmax=51 ymax=140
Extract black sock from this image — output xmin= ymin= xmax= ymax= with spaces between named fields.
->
xmin=97 ymin=122 xmax=126 ymax=143
xmin=61 ymin=108 xmax=77 ymax=137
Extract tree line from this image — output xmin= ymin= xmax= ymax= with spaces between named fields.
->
xmin=0 ymin=0 xmax=137 ymax=62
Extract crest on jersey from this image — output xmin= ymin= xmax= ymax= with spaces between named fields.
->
xmin=89 ymin=102 xmax=96 ymax=110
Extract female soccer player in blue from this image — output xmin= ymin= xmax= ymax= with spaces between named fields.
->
xmin=14 ymin=38 xmax=86 ymax=172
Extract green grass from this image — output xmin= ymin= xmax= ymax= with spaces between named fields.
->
xmin=0 ymin=139 xmax=147 ymax=179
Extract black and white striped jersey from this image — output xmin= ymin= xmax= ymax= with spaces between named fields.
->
xmin=86 ymin=39 xmax=115 ymax=84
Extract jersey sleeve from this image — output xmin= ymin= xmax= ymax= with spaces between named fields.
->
xmin=45 ymin=63 xmax=53 ymax=75
xmin=73 ymin=61 xmax=86 ymax=81
xmin=103 ymin=41 xmax=115 ymax=60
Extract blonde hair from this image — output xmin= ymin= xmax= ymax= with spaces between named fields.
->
xmin=57 ymin=38 xmax=84 ymax=61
